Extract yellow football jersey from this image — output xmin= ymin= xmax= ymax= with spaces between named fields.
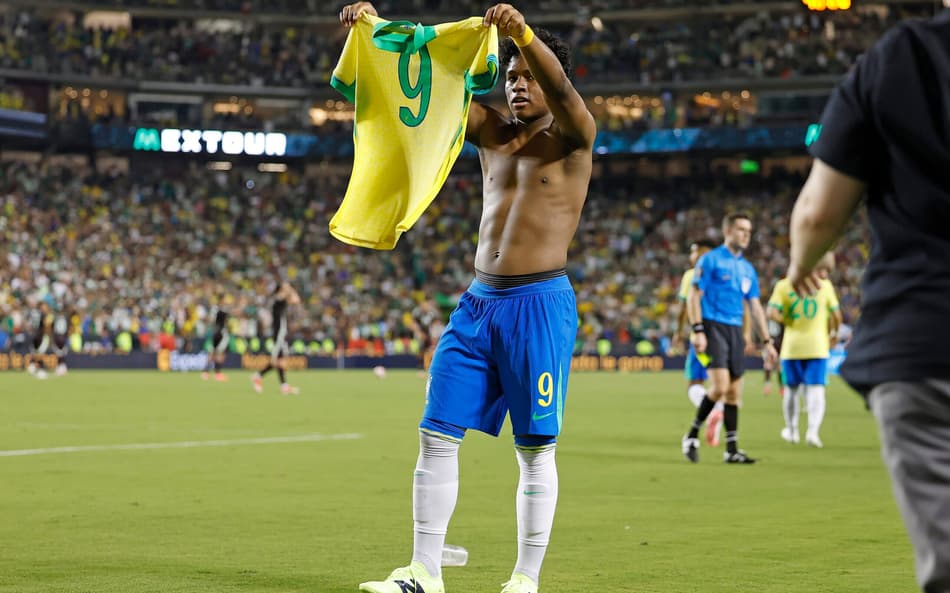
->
xmin=330 ymin=14 xmax=499 ymax=249
xmin=678 ymin=269 xmax=694 ymax=302
xmin=768 ymin=277 xmax=840 ymax=360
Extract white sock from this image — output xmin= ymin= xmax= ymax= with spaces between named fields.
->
xmin=713 ymin=400 xmax=725 ymax=413
xmin=805 ymin=385 xmax=827 ymax=436
xmin=411 ymin=432 xmax=459 ymax=578
xmin=513 ymin=445 xmax=558 ymax=585
xmin=687 ymin=384 xmax=706 ymax=407
xmin=783 ymin=386 xmax=801 ymax=432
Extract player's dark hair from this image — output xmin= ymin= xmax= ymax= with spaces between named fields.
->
xmin=500 ymin=28 xmax=573 ymax=79
xmin=722 ymin=212 xmax=752 ymax=229
xmin=692 ymin=238 xmax=718 ymax=250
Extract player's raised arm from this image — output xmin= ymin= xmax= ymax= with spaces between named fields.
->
xmin=484 ymin=4 xmax=596 ymax=148
xmin=339 ymin=1 xmax=377 ymax=27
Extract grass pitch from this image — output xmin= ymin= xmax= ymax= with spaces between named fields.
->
xmin=0 ymin=370 xmax=913 ymax=593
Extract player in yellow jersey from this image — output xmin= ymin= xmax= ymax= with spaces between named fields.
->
xmin=674 ymin=239 xmax=724 ymax=445
xmin=768 ymin=252 xmax=841 ymax=448
xmin=342 ymin=3 xmax=595 ymax=593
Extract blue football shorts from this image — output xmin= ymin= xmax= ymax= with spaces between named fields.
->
xmin=421 ymin=275 xmax=577 ymax=438
xmin=781 ymin=358 xmax=829 ymax=387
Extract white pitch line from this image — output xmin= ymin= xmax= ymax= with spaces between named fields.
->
xmin=0 ymin=433 xmax=363 ymax=458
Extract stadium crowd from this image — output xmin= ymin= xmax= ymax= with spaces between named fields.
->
xmin=0 ymin=159 xmax=866 ymax=356
xmin=0 ymin=5 xmax=934 ymax=88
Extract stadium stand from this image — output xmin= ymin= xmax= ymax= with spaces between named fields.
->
xmin=0 ymin=1 xmax=918 ymax=358
xmin=0 ymin=5 xmax=933 ymax=87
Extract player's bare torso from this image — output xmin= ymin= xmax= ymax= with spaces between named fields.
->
xmin=473 ymin=112 xmax=592 ymax=275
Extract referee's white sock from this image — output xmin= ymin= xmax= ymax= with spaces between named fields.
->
xmin=412 ymin=432 xmax=460 ymax=578
xmin=514 ymin=445 xmax=558 ymax=585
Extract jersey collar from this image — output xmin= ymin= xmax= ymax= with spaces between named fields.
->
xmin=372 ymin=20 xmax=438 ymax=55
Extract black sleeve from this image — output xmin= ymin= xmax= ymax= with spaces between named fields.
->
xmin=808 ymin=30 xmax=889 ymax=181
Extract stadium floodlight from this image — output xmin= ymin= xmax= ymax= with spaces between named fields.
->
xmin=802 ymin=0 xmax=851 ymax=10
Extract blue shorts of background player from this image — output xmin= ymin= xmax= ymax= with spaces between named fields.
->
xmin=781 ymin=358 xmax=829 ymax=387
xmin=420 ymin=275 xmax=577 ymax=445
xmin=685 ymin=344 xmax=709 ymax=382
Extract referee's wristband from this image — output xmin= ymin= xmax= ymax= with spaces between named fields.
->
xmin=691 ymin=323 xmax=705 ymax=334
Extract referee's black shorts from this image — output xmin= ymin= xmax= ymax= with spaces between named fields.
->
xmin=704 ymin=319 xmax=746 ymax=379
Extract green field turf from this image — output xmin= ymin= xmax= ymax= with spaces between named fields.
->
xmin=0 ymin=370 xmax=914 ymax=593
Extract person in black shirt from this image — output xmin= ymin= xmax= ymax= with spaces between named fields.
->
xmin=252 ymin=280 xmax=301 ymax=395
xmin=789 ymin=10 xmax=950 ymax=593
xmin=202 ymin=307 xmax=230 ymax=382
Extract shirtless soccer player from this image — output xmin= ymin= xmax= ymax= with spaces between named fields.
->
xmin=341 ymin=3 xmax=596 ymax=593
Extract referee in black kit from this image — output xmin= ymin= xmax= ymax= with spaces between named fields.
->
xmin=788 ymin=8 xmax=950 ymax=593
